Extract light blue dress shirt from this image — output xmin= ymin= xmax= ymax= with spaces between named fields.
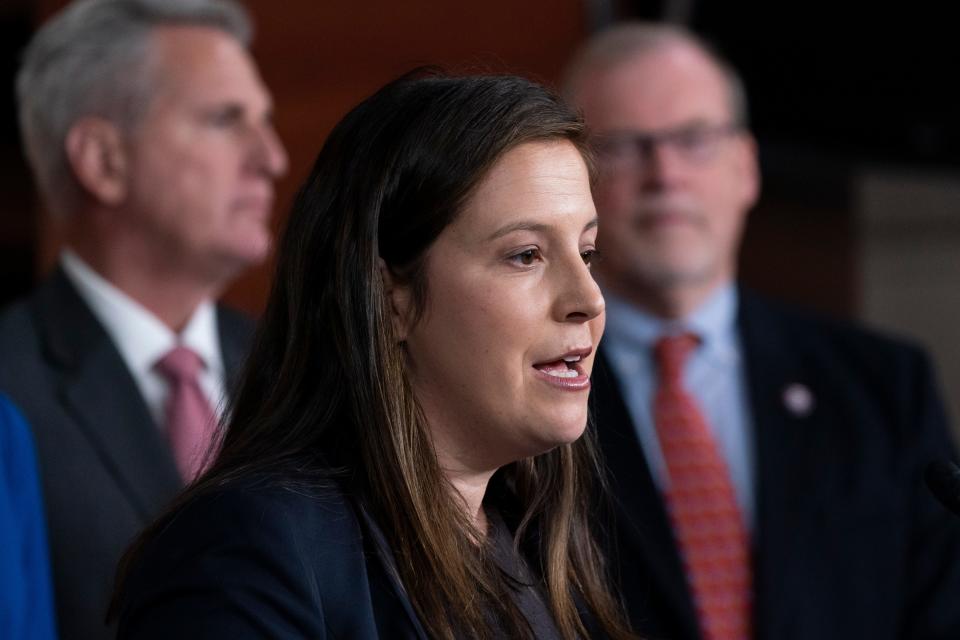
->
xmin=601 ymin=284 xmax=756 ymax=530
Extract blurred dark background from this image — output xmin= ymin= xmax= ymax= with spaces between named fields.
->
xmin=2 ymin=1 xmax=959 ymax=401
xmin=612 ymin=0 xmax=958 ymax=165
xmin=0 ymin=0 xmax=588 ymax=312
xmin=0 ymin=0 xmax=35 ymax=304
xmin=5 ymin=0 xmax=956 ymax=312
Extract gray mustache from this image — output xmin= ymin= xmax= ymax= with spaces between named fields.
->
xmin=629 ymin=199 xmax=705 ymax=229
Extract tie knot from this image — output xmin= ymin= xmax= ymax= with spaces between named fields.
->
xmin=654 ymin=333 xmax=699 ymax=383
xmin=154 ymin=346 xmax=206 ymax=382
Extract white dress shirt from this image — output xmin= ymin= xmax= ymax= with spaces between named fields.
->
xmin=60 ymin=250 xmax=228 ymax=430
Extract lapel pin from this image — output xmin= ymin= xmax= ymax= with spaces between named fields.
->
xmin=782 ymin=383 xmax=814 ymax=417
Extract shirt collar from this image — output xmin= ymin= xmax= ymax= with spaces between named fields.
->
xmin=603 ymin=282 xmax=740 ymax=362
xmin=60 ymin=249 xmax=222 ymax=378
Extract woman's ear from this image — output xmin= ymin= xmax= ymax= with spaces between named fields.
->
xmin=379 ymin=258 xmax=414 ymax=341
xmin=64 ymin=116 xmax=128 ymax=206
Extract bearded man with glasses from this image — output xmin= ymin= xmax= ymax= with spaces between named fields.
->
xmin=564 ymin=22 xmax=960 ymax=640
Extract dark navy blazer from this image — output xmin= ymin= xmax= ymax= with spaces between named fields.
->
xmin=592 ymin=291 xmax=960 ymax=640
xmin=117 ymin=475 xmax=430 ymax=639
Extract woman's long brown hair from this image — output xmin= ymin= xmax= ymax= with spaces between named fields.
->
xmin=116 ymin=71 xmax=634 ymax=640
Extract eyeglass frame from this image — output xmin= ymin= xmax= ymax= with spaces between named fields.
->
xmin=589 ymin=121 xmax=746 ymax=172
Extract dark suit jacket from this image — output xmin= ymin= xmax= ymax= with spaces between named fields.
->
xmin=116 ymin=475 xmax=430 ymax=639
xmin=592 ymin=291 xmax=960 ymax=640
xmin=0 ymin=268 xmax=254 ymax=640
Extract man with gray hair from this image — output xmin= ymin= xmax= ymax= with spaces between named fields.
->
xmin=0 ymin=1 xmax=287 ymax=637
xmin=567 ymin=22 xmax=960 ymax=640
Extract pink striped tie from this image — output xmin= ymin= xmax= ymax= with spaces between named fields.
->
xmin=654 ymin=333 xmax=752 ymax=640
xmin=154 ymin=346 xmax=217 ymax=482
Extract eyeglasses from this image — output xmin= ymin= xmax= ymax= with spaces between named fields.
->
xmin=591 ymin=122 xmax=742 ymax=172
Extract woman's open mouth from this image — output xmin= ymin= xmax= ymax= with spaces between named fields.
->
xmin=532 ymin=348 xmax=592 ymax=390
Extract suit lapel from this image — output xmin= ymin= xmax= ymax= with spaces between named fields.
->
xmin=215 ymin=306 xmax=254 ymax=395
xmin=738 ymin=292 xmax=833 ymax=639
xmin=592 ymin=349 xmax=701 ymax=640
xmin=35 ymin=269 xmax=182 ymax=521
xmin=355 ymin=505 xmax=430 ymax=639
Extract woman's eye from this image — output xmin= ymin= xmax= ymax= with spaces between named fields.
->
xmin=511 ymin=248 xmax=541 ymax=266
xmin=581 ymin=248 xmax=599 ymax=266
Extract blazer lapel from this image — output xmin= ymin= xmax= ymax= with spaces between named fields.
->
xmin=35 ymin=269 xmax=182 ymax=521
xmin=592 ymin=348 xmax=700 ymax=640
xmin=738 ymin=292 xmax=834 ymax=639
xmin=357 ymin=505 xmax=430 ymax=640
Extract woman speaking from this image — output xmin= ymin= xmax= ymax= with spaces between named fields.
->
xmin=116 ymin=72 xmax=633 ymax=640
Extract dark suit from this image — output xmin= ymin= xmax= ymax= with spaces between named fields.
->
xmin=0 ymin=268 xmax=253 ymax=640
xmin=593 ymin=291 xmax=960 ymax=640
xmin=117 ymin=475 xmax=430 ymax=639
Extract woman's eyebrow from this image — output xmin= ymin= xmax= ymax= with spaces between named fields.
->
xmin=485 ymin=216 xmax=598 ymax=242
xmin=485 ymin=221 xmax=549 ymax=242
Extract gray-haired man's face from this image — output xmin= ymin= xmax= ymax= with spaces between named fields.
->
xmin=120 ymin=25 xmax=288 ymax=281
xmin=574 ymin=43 xmax=758 ymax=307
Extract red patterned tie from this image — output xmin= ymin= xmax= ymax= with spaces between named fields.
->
xmin=653 ymin=333 xmax=752 ymax=640
xmin=154 ymin=346 xmax=217 ymax=482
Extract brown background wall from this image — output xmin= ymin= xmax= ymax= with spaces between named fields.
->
xmin=2 ymin=1 xmax=855 ymax=319
xmin=234 ymin=0 xmax=588 ymax=313
xmin=4 ymin=2 xmax=959 ymax=432
xmin=5 ymin=0 xmax=588 ymax=315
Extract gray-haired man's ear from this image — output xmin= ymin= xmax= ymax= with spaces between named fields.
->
xmin=378 ymin=257 xmax=414 ymax=342
xmin=64 ymin=116 xmax=128 ymax=207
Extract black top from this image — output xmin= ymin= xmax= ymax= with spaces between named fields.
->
xmin=486 ymin=510 xmax=562 ymax=640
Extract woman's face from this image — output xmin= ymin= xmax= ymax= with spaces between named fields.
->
xmin=397 ymin=140 xmax=605 ymax=475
